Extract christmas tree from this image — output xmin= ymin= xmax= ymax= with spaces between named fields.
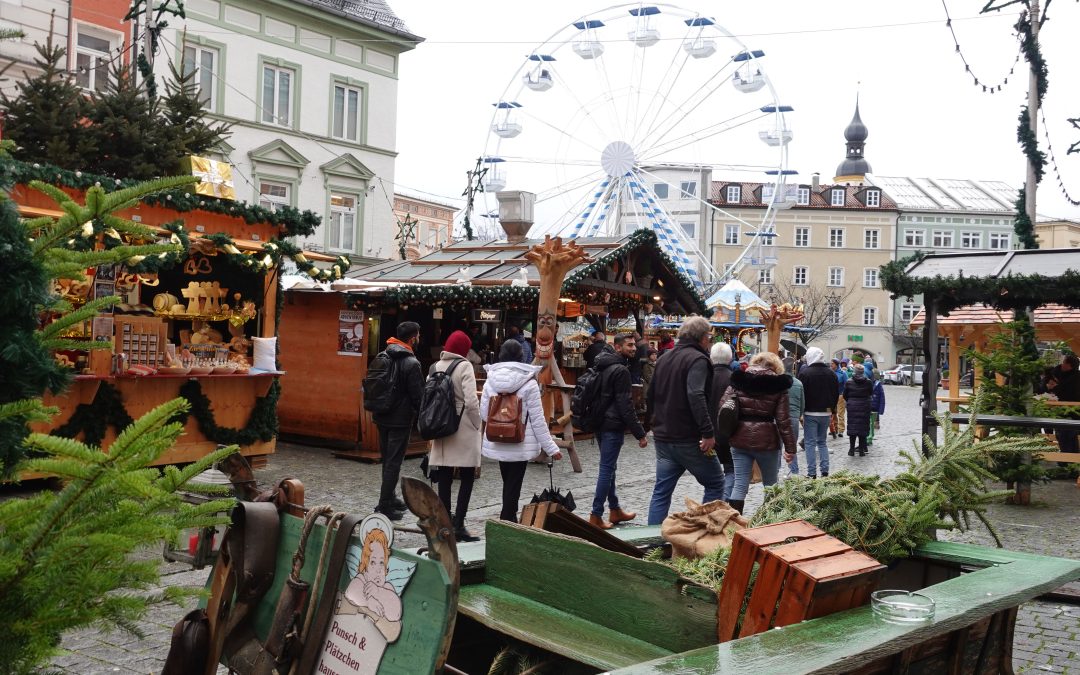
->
xmin=160 ymin=56 xmax=232 ymax=159
xmin=0 ymin=32 xmax=97 ymax=170
xmin=84 ymin=64 xmax=175 ymax=180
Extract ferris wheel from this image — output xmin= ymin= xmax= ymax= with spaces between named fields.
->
xmin=467 ymin=3 xmax=795 ymax=291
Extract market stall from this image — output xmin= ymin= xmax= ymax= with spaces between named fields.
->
xmin=13 ymin=160 xmax=345 ymax=467
xmin=276 ymin=228 xmax=705 ymax=459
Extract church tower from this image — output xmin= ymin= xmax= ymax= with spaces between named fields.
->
xmin=834 ymin=98 xmax=871 ymax=185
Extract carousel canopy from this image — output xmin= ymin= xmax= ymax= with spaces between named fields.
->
xmin=705 ymin=279 xmax=770 ymax=311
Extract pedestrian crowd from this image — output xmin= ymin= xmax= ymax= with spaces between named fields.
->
xmin=364 ymin=315 xmax=891 ymax=538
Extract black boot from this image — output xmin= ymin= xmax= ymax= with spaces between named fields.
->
xmin=453 ymin=513 xmax=480 ymax=542
xmin=848 ymin=439 xmax=855 ymax=456
xmin=728 ymin=499 xmax=745 ymax=515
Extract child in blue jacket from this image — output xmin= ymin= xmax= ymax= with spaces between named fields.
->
xmin=868 ymin=375 xmax=886 ymax=445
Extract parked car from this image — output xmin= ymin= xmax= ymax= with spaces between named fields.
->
xmin=883 ymin=364 xmax=924 ymax=385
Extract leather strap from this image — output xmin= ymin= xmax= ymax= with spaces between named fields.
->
xmin=231 ymin=501 xmax=281 ymax=603
xmin=294 ymin=513 xmax=363 ymax=675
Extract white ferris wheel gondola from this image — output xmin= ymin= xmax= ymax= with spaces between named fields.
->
xmin=758 ymin=104 xmax=794 ymax=146
xmin=491 ymin=102 xmax=522 ymax=138
xmin=572 ymin=19 xmax=605 ymax=59
xmin=628 ymin=6 xmax=661 ymax=47
xmin=522 ymin=54 xmax=555 ymax=92
xmin=762 ymin=169 xmax=799 ymax=212
xmin=682 ymin=17 xmax=717 ymax=58
xmin=473 ymin=4 xmax=793 ymax=289
xmin=732 ymin=50 xmax=767 ymax=93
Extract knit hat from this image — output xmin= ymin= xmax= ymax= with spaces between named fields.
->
xmin=444 ymin=330 xmax=471 ymax=358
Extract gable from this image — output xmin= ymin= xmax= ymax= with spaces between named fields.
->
xmin=248 ymin=139 xmax=310 ymax=170
xmin=320 ymin=154 xmax=375 ymax=181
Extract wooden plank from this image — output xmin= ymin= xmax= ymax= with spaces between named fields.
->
xmin=457 ymin=584 xmax=671 ymax=671
xmin=608 ymin=543 xmax=1080 ymax=675
xmin=483 ymin=520 xmax=718 ymax=653
xmin=521 ymin=503 xmax=646 ymax=558
xmin=952 ymin=414 xmax=1080 ymax=430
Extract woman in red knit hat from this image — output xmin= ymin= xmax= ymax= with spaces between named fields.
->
xmin=427 ymin=330 xmax=482 ymax=541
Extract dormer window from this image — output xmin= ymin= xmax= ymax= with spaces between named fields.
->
xmin=865 ymin=189 xmax=881 ymax=207
xmin=726 ymin=185 xmax=741 ymax=203
xmin=796 ymin=187 xmax=810 ymax=205
xmin=830 ymin=189 xmax=845 ymax=207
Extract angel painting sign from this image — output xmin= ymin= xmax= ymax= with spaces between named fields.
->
xmin=315 ymin=513 xmax=416 ymax=675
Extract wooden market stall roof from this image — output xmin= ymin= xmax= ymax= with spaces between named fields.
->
xmin=344 ymin=229 xmax=706 ymax=313
xmin=909 ymin=304 xmax=1080 ymax=332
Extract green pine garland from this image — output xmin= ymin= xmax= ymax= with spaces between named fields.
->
xmin=52 ymin=379 xmax=280 ymax=448
xmin=1016 ymin=108 xmax=1046 ymax=188
xmin=3 ymin=159 xmax=320 ymax=238
xmin=1013 ymin=187 xmax=1039 ymax=250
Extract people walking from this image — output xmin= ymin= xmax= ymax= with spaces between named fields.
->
xmin=844 ymin=367 xmax=873 ymax=456
xmin=630 ymin=331 xmax=649 ymax=385
xmin=505 ymin=324 xmax=533 ymax=364
xmin=709 ymin=342 xmax=736 ymax=501
xmin=589 ymin=334 xmax=649 ymax=529
xmin=371 ymin=321 xmax=425 ymax=521
xmin=868 ymin=373 xmax=885 ymax=446
xmin=785 ymin=375 xmax=805 ymax=476
xmin=646 ymin=316 xmax=723 ymax=525
xmin=583 ymin=329 xmax=610 ymax=370
xmin=799 ymin=347 xmax=839 ymax=479
xmin=480 ymin=340 xmax=562 ymax=522
xmin=831 ymin=358 xmax=848 ymax=438
xmin=1047 ymin=354 xmax=1080 ymax=456
xmin=427 ymin=330 xmax=483 ymax=542
xmin=721 ymin=352 xmax=796 ymax=515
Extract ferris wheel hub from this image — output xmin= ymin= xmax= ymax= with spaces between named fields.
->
xmin=600 ymin=140 xmax=637 ymax=177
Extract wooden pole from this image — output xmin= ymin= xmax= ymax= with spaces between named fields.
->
xmin=922 ymin=297 xmax=939 ymax=456
xmin=1025 ymin=0 xmax=1041 ymax=230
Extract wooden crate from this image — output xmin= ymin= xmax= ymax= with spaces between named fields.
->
xmin=717 ymin=520 xmax=885 ymax=642
xmin=519 ymin=501 xmax=644 ymax=558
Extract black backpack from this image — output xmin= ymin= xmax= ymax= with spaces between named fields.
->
xmin=362 ymin=351 xmax=399 ymax=412
xmin=418 ymin=359 xmax=465 ymax=440
xmin=570 ymin=366 xmax=610 ymax=432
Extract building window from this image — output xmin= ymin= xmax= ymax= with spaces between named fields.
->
xmin=183 ymin=43 xmax=218 ymax=109
xmin=827 ymin=304 xmax=841 ymax=325
xmin=989 ymin=232 xmax=1011 ymax=250
xmin=828 ymin=266 xmax=844 ymax=287
xmin=332 ymin=83 xmax=363 ymax=141
xmin=796 ymin=187 xmax=810 ymax=205
xmin=829 ymin=227 xmax=845 ymax=248
xmin=793 ymin=266 xmax=808 ymax=286
xmin=864 ymin=229 xmax=880 ymax=249
xmin=904 ymin=229 xmax=926 ymax=247
xmin=794 ymin=227 xmax=809 ymax=247
xmin=932 ymin=230 xmax=954 ymax=248
xmin=900 ymin=302 xmax=921 ymax=324
xmin=726 ymin=185 xmax=741 ymax=203
xmin=262 ymin=64 xmax=295 ymax=126
xmin=863 ymin=307 xmax=878 ymax=326
xmin=258 ymin=181 xmax=290 ymax=212
xmin=329 ymin=193 xmax=357 ymax=252
xmin=961 ymin=231 xmax=982 ymax=249
xmin=831 ymin=189 xmax=845 ymax=206
xmin=863 ymin=268 xmax=879 ymax=288
xmin=680 ymin=181 xmax=697 ymax=198
xmin=758 ymin=268 xmax=773 ymax=285
xmin=724 ymin=223 xmax=739 ymax=245
xmin=75 ymin=28 xmax=116 ymax=92
xmin=865 ymin=189 xmax=881 ymax=207
xmin=680 ymin=222 xmax=696 ymax=239
xmin=723 ymin=262 xmax=735 ymax=275
xmin=653 ymin=183 xmax=669 ymax=199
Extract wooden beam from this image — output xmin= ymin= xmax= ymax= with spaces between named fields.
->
xmin=922 ymin=296 xmax=939 ymax=456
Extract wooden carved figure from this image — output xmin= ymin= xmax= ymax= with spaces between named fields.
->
xmin=754 ymin=302 xmax=805 ymax=355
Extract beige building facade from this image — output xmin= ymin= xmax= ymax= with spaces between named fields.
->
xmin=1035 ymin=219 xmax=1080 ymax=249
xmin=393 ymin=192 xmax=458 ymax=259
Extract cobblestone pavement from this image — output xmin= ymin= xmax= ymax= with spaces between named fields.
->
xmin=44 ymin=385 xmax=1080 ymax=673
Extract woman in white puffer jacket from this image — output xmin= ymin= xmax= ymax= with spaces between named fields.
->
xmin=480 ymin=339 xmax=562 ymax=521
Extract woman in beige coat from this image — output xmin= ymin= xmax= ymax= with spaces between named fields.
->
xmin=428 ymin=330 xmax=482 ymax=542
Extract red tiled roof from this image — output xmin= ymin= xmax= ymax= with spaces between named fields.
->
xmin=709 ymin=181 xmax=898 ymax=210
xmin=909 ymin=303 xmax=1080 ymax=328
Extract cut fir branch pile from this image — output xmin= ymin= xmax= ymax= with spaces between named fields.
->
xmin=0 ymin=398 xmax=236 ymax=674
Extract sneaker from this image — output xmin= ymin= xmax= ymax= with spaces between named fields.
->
xmin=821 ymin=472 xmax=829 ymax=478
xmin=807 ymin=474 xmax=817 ymax=480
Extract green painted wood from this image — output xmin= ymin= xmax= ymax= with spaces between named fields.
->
xmin=913 ymin=540 xmax=1076 ymax=566
xmin=610 ymin=542 xmax=1080 ymax=674
xmin=458 ymin=584 xmax=672 ymax=671
xmin=484 ymin=520 xmax=718 ymax=653
xmin=210 ymin=513 xmax=454 ymax=674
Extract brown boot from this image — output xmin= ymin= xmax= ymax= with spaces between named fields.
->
xmin=588 ymin=514 xmax=613 ymax=530
xmin=608 ymin=508 xmax=637 ymax=524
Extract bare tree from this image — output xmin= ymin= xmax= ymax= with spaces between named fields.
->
xmin=761 ymin=278 xmax=858 ymax=347
xmin=885 ymin=323 xmax=924 ymax=386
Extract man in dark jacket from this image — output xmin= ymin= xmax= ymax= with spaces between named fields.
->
xmin=1048 ymin=354 xmax=1080 ymax=454
xmin=506 ymin=324 xmax=533 ymax=363
xmin=590 ymin=334 xmax=648 ymax=529
xmin=583 ymin=330 xmax=609 ymax=369
xmin=630 ymin=331 xmax=649 ymax=384
xmin=798 ymin=346 xmax=839 ymax=478
xmin=646 ymin=316 xmax=723 ymax=525
xmin=372 ymin=321 xmax=425 ymax=520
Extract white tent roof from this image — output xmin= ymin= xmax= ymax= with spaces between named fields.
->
xmin=705 ymin=279 xmax=770 ymax=310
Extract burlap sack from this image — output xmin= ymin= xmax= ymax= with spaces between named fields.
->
xmin=661 ymin=497 xmax=749 ymax=559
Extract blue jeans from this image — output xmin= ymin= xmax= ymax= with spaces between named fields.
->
xmin=647 ymin=440 xmax=726 ymax=525
xmin=803 ymin=414 xmax=831 ymax=476
xmin=723 ymin=471 xmax=736 ymax=502
xmin=730 ymin=447 xmax=782 ymax=501
xmin=787 ymin=419 xmax=801 ymax=474
xmin=591 ymin=430 xmax=624 ymax=517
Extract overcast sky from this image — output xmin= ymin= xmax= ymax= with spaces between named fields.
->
xmin=390 ymin=0 xmax=1080 ymax=225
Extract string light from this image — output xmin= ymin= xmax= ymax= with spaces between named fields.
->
xmin=941 ymin=0 xmax=1022 ymax=94
xmin=1038 ymin=107 xmax=1080 ymax=207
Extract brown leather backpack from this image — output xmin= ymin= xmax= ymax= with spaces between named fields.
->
xmin=486 ymin=390 xmax=527 ymax=443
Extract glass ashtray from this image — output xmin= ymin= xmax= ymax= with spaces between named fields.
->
xmin=871 ymin=590 xmax=936 ymax=623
